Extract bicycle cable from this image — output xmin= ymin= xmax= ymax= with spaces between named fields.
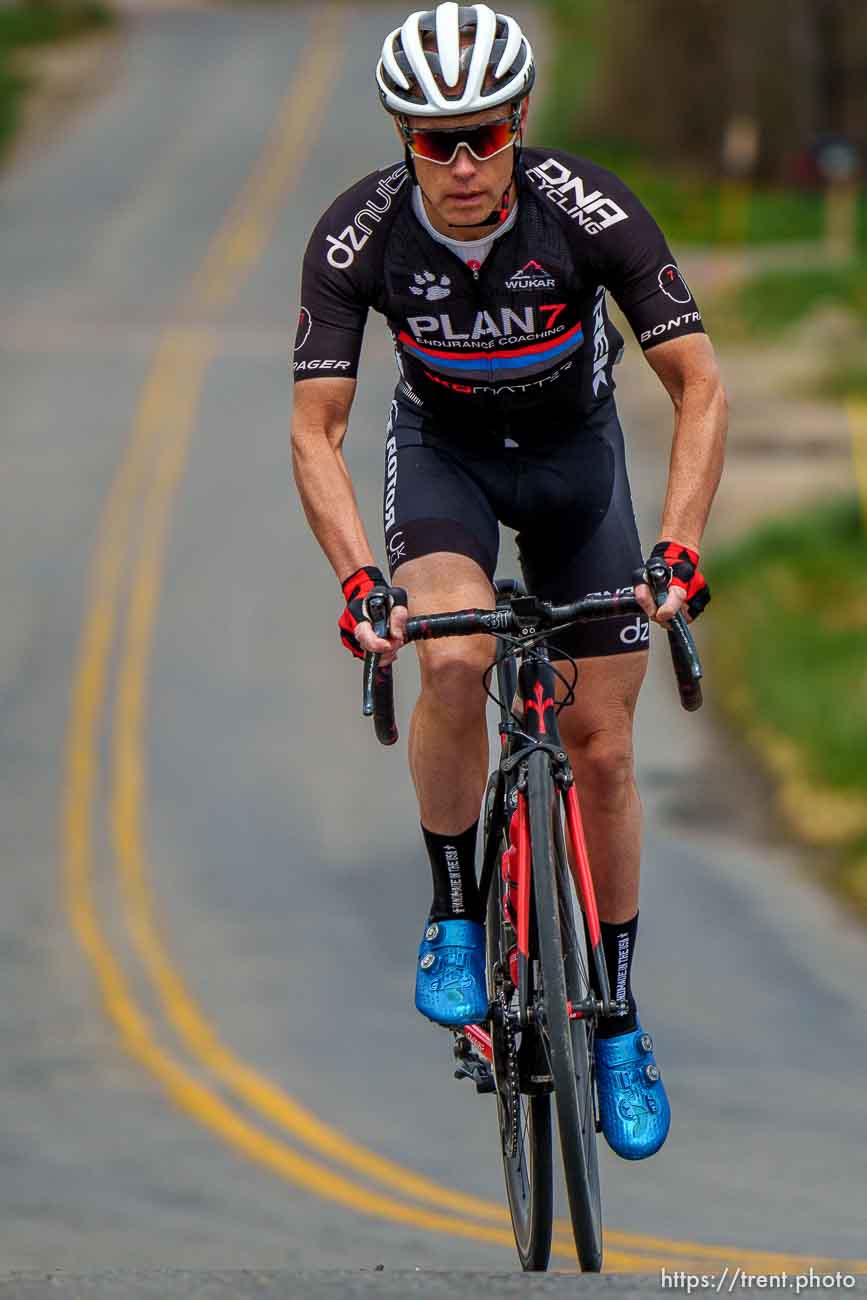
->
xmin=481 ymin=632 xmax=579 ymax=719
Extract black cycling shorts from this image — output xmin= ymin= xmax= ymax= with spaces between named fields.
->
xmin=382 ymin=391 xmax=650 ymax=659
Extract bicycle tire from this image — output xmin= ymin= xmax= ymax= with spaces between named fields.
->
xmin=483 ymin=774 xmax=553 ymax=1271
xmin=526 ymin=749 xmax=603 ymax=1272
xmin=552 ymin=794 xmax=602 ymax=1257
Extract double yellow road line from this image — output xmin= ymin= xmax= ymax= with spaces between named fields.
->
xmin=59 ymin=4 xmax=867 ymax=1275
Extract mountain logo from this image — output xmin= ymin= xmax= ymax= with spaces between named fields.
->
xmin=506 ymin=259 xmax=556 ymax=289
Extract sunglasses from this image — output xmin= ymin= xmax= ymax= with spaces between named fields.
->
xmin=400 ymin=116 xmax=518 ymax=166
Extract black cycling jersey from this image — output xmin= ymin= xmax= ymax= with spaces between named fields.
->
xmin=292 ymin=147 xmax=704 ymax=425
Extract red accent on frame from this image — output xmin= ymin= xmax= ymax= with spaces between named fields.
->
xmin=508 ymin=945 xmax=519 ymax=988
xmin=525 ymin=681 xmax=554 ymax=735
xmin=501 ymin=845 xmax=517 ymax=926
xmin=515 ymin=793 xmax=531 ymax=958
xmin=463 ymin=1023 xmax=492 ymax=1061
xmin=564 ymin=785 xmax=601 ymax=947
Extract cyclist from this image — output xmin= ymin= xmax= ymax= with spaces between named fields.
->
xmin=291 ymin=2 xmax=726 ymax=1161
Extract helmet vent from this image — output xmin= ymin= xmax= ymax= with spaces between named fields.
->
xmin=376 ymin=3 xmax=535 ymax=119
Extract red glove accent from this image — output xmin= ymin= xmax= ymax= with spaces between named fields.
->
xmin=338 ymin=565 xmax=386 ymax=659
xmin=650 ymin=540 xmax=711 ymax=619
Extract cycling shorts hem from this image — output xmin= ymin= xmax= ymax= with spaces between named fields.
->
xmin=386 ymin=517 xmax=496 ymax=581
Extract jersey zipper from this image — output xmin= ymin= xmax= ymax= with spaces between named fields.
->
xmin=448 ymin=233 xmax=516 ymax=382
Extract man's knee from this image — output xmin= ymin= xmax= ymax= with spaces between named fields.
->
xmin=418 ymin=641 xmax=489 ymax=720
xmin=564 ymin=725 xmax=637 ymax=811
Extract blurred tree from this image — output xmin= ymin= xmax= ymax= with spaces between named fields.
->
xmin=578 ymin=0 xmax=865 ymax=184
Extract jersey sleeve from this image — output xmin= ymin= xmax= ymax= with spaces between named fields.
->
xmin=292 ymin=208 xmax=370 ymax=382
xmin=591 ymin=172 xmax=705 ymax=351
xmin=522 ymin=152 xmax=705 ymax=352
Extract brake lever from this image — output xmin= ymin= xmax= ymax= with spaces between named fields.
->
xmin=643 ymin=557 xmax=671 ymax=607
xmin=362 ymin=592 xmax=391 ymax=719
xmin=637 ymin=559 xmax=703 ymax=711
xmin=361 ymin=588 xmax=407 ymax=737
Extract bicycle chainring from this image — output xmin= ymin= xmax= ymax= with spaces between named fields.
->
xmin=497 ymin=986 xmax=520 ymax=1161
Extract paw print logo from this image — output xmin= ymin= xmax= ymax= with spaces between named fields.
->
xmin=410 ymin=271 xmax=451 ymax=302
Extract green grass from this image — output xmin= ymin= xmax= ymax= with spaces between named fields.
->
xmin=0 ymin=0 xmax=112 ymax=162
xmin=715 ymin=260 xmax=867 ymax=337
xmin=705 ymin=258 xmax=867 ymax=397
xmin=822 ymin=361 xmax=867 ymax=401
xmin=708 ymin=497 xmax=867 ymax=906
xmin=536 ymin=0 xmax=864 ymax=249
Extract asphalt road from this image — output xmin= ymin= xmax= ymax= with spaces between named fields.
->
xmin=1 ymin=1 xmax=865 ymax=1291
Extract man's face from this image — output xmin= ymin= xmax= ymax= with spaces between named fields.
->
xmin=399 ymin=100 xmax=529 ymax=232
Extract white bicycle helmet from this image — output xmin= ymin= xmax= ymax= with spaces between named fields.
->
xmin=377 ymin=2 xmax=535 ymax=118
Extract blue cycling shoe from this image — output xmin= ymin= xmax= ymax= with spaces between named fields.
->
xmin=594 ymin=1018 xmax=671 ymax=1160
xmin=414 ymin=918 xmax=489 ymax=1026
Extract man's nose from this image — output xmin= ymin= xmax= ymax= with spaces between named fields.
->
xmin=450 ymin=145 xmax=478 ymax=179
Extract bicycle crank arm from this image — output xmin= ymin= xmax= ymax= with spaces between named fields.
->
xmin=452 ymin=1031 xmax=495 ymax=1093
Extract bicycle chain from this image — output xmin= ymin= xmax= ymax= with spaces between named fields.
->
xmin=498 ymin=986 xmax=520 ymax=1161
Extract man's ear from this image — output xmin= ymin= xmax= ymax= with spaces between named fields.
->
xmin=520 ymin=96 xmax=530 ymax=131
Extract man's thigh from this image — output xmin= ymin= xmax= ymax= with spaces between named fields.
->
xmin=556 ymin=651 xmax=648 ymax=750
xmin=393 ymin=551 xmax=494 ymax=614
xmin=393 ymin=552 xmax=496 ymax=682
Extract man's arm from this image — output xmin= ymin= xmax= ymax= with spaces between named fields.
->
xmin=638 ymin=332 xmax=728 ymax=623
xmin=291 ymin=376 xmax=403 ymax=657
xmin=291 ymin=376 xmax=373 ymax=580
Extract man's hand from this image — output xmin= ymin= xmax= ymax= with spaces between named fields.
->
xmin=339 ymin=566 xmax=407 ymax=665
xmin=634 ymin=540 xmax=711 ymax=627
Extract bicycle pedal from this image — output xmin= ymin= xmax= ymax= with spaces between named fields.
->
xmin=453 ymin=1053 xmax=496 ymax=1094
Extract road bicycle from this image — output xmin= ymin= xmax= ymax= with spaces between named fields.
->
xmin=361 ymin=561 xmax=702 ymax=1272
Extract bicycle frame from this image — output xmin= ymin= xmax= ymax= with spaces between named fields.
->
xmin=460 ymin=587 xmax=617 ymax=1053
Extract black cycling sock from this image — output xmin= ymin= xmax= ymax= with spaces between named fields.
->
xmin=588 ymin=911 xmax=639 ymax=1039
xmin=422 ymin=821 xmax=483 ymax=923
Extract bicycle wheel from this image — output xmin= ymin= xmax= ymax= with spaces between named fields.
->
xmin=552 ymin=791 xmax=602 ymax=1256
xmin=483 ymin=775 xmax=553 ymax=1272
xmin=526 ymin=749 xmax=603 ymax=1272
